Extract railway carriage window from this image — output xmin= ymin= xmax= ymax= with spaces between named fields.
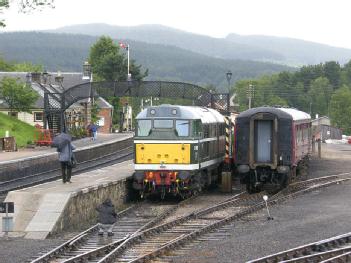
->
xmin=298 ymin=126 xmax=302 ymax=143
xmin=192 ymin=120 xmax=203 ymax=137
xmin=137 ymin=120 xmax=152 ymax=136
xmin=154 ymin=119 xmax=173 ymax=129
xmin=176 ymin=120 xmax=189 ymax=137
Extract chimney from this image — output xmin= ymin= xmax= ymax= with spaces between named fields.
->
xmin=55 ymin=72 xmax=64 ymax=88
xmin=31 ymin=72 xmax=41 ymax=82
xmin=42 ymin=70 xmax=51 ymax=84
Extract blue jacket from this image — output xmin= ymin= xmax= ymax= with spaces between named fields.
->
xmin=90 ymin=124 xmax=98 ymax=132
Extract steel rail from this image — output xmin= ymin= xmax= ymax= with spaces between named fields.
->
xmin=32 ymin=194 xmax=198 ymax=263
xmin=280 ymin=246 xmax=351 ymax=262
xmin=97 ymin=176 xmax=350 ymax=263
xmin=31 ymin=205 xmax=136 ymax=263
xmin=0 ymin=146 xmax=133 ymax=195
xmin=248 ymin=181 xmax=351 ymax=263
xmin=320 ymin=250 xmax=351 ymax=263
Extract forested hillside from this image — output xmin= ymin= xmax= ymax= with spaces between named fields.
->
xmin=234 ymin=61 xmax=351 ymax=133
xmin=54 ymin=23 xmax=351 ymax=66
xmin=0 ymin=32 xmax=291 ymax=90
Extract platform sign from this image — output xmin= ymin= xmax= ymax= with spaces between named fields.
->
xmin=0 ymin=202 xmax=14 ymax=213
xmin=1 ymin=202 xmax=14 ymax=235
xmin=2 ymin=217 xmax=13 ymax=232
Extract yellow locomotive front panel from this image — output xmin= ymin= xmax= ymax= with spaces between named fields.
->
xmin=135 ymin=143 xmax=190 ymax=164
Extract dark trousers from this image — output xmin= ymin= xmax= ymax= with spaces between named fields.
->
xmin=60 ymin=161 xmax=72 ymax=183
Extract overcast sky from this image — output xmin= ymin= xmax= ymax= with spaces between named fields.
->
xmin=2 ymin=0 xmax=351 ymax=49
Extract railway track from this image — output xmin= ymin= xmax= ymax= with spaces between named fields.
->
xmin=99 ymin=174 xmax=349 ymax=263
xmin=31 ymin=200 xmax=179 ymax=263
xmin=247 ymin=232 xmax=351 ymax=263
xmin=0 ymin=146 xmax=133 ymax=198
xmin=30 ymin=173 xmax=351 ymax=263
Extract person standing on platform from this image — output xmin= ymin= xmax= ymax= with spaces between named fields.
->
xmin=96 ymin=198 xmax=117 ymax=236
xmin=52 ymin=132 xmax=76 ymax=184
xmin=90 ymin=122 xmax=98 ymax=141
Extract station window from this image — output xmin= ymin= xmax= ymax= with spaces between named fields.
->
xmin=175 ymin=120 xmax=189 ymax=137
xmin=137 ymin=120 xmax=152 ymax=136
xmin=34 ymin=112 xmax=43 ymax=122
xmin=154 ymin=119 xmax=173 ymax=129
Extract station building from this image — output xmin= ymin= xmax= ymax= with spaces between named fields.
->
xmin=0 ymin=72 xmax=113 ymax=134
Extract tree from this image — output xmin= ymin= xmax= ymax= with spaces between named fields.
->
xmin=0 ymin=56 xmax=15 ymax=71
xmin=88 ymin=36 xmax=148 ymax=82
xmin=1 ymin=0 xmax=54 ymax=27
xmin=323 ymin=61 xmax=341 ymax=90
xmin=0 ymin=77 xmax=39 ymax=113
xmin=13 ymin=62 xmax=43 ymax=72
xmin=308 ymin=77 xmax=333 ymax=117
xmin=329 ymin=85 xmax=351 ymax=134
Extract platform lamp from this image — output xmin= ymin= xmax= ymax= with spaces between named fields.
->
xmin=82 ymin=61 xmax=93 ymax=128
xmin=226 ymin=70 xmax=232 ymax=94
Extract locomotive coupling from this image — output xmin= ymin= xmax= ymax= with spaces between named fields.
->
xmin=277 ymin=166 xmax=290 ymax=174
xmin=237 ymin=165 xmax=250 ymax=174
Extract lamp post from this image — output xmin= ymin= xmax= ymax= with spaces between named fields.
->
xmin=82 ymin=61 xmax=93 ymax=128
xmin=119 ymin=42 xmax=131 ymax=81
xmin=226 ymin=70 xmax=232 ymax=94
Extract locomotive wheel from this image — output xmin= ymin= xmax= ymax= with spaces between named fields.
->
xmin=279 ymin=173 xmax=288 ymax=189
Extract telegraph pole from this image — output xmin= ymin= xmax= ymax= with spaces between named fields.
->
xmin=247 ymin=84 xmax=254 ymax=109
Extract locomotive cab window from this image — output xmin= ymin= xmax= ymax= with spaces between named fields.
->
xmin=192 ymin=119 xmax=203 ymax=137
xmin=137 ymin=120 xmax=152 ymax=136
xmin=176 ymin=120 xmax=189 ymax=137
xmin=154 ymin=119 xmax=173 ymax=129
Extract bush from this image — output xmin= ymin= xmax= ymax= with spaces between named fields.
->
xmin=70 ymin=127 xmax=87 ymax=139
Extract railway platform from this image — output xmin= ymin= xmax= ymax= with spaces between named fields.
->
xmin=0 ymin=159 xmax=134 ymax=240
xmin=0 ymin=132 xmax=133 ymax=163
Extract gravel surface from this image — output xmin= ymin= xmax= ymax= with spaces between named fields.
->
xmin=0 ymin=237 xmax=65 ymax=263
xmin=0 ymin=143 xmax=350 ymax=263
xmin=165 ymin=143 xmax=351 ymax=263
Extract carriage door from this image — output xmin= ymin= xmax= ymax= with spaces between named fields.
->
xmin=254 ymin=120 xmax=273 ymax=163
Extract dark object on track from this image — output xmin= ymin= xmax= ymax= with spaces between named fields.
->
xmin=235 ymin=106 xmax=311 ymax=193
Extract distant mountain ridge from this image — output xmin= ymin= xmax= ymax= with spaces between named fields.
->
xmin=53 ymin=23 xmax=351 ymax=66
xmin=0 ymin=31 xmax=291 ymax=91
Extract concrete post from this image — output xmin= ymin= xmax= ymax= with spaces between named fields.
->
xmin=318 ymin=139 xmax=322 ymax=158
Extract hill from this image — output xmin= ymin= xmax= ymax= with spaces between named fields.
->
xmin=0 ymin=112 xmax=36 ymax=147
xmin=226 ymin=33 xmax=351 ymax=66
xmin=0 ymin=32 xmax=291 ymax=90
xmin=53 ymin=23 xmax=351 ymax=66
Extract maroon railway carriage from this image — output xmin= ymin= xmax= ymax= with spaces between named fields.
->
xmin=234 ymin=106 xmax=311 ymax=193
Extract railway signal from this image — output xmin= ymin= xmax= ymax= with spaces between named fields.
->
xmin=263 ymin=195 xmax=274 ymax=220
